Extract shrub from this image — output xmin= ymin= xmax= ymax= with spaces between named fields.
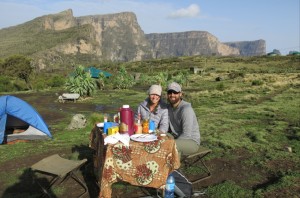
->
xmin=252 ymin=80 xmax=263 ymax=86
xmin=111 ymin=65 xmax=135 ymax=89
xmin=216 ymin=83 xmax=225 ymax=91
xmin=49 ymin=75 xmax=65 ymax=87
xmin=228 ymin=71 xmax=245 ymax=79
xmin=65 ymin=65 xmax=97 ymax=97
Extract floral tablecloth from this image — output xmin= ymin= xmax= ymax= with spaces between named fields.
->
xmin=99 ymin=135 xmax=180 ymax=198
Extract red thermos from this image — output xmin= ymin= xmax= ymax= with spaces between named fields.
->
xmin=119 ymin=105 xmax=134 ymax=135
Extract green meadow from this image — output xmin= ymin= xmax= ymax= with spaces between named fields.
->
xmin=0 ymin=55 xmax=299 ymax=197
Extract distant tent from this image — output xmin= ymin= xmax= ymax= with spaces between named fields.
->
xmin=0 ymin=95 xmax=52 ymax=144
xmin=85 ymin=66 xmax=112 ymax=78
xmin=289 ymin=51 xmax=300 ymax=56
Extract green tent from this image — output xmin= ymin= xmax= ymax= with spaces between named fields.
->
xmin=85 ymin=66 xmax=112 ymax=78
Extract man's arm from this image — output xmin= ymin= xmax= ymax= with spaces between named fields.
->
xmin=178 ymin=105 xmax=195 ymax=139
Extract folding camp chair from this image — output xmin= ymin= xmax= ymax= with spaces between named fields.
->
xmin=180 ymin=146 xmax=212 ymax=184
xmin=31 ymin=154 xmax=88 ymax=198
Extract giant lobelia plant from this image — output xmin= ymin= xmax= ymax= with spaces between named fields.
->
xmin=65 ymin=65 xmax=96 ymax=97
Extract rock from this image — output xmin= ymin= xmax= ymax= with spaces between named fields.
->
xmin=67 ymin=114 xmax=87 ymax=130
xmin=215 ymin=76 xmax=222 ymax=81
xmin=285 ymin=146 xmax=292 ymax=153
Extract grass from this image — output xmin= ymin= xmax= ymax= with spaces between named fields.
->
xmin=0 ymin=55 xmax=300 ymax=197
xmin=207 ymin=180 xmax=253 ymax=198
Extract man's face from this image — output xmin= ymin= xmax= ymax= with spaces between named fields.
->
xmin=167 ymin=90 xmax=182 ymax=105
xmin=149 ymin=94 xmax=160 ymax=105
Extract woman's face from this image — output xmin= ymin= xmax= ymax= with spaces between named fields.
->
xmin=149 ymin=94 xmax=160 ymax=105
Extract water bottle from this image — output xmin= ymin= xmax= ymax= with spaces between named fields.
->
xmin=165 ymin=174 xmax=175 ymax=198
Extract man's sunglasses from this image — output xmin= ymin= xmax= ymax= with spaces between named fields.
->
xmin=167 ymin=90 xmax=180 ymax=95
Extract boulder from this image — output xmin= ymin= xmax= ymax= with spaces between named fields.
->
xmin=67 ymin=114 xmax=87 ymax=130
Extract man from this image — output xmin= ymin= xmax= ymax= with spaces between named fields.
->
xmin=167 ymin=82 xmax=200 ymax=155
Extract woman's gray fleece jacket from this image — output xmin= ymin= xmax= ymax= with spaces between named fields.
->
xmin=136 ymin=98 xmax=169 ymax=133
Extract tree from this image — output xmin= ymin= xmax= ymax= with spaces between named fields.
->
xmin=3 ymin=55 xmax=33 ymax=89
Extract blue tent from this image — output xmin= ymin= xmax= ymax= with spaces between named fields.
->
xmin=85 ymin=66 xmax=112 ymax=78
xmin=0 ymin=95 xmax=52 ymax=144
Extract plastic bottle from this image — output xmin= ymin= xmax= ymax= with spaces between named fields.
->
xmin=164 ymin=174 xmax=175 ymax=198
xmin=134 ymin=114 xmax=143 ymax=134
xmin=104 ymin=114 xmax=108 ymax=123
xmin=149 ymin=120 xmax=156 ymax=133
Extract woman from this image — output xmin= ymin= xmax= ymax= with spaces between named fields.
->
xmin=136 ymin=84 xmax=169 ymax=133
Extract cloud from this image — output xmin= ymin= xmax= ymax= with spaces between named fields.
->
xmin=168 ymin=4 xmax=200 ymax=18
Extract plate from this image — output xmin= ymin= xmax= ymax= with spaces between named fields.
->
xmin=97 ymin=122 xmax=104 ymax=127
xmin=130 ymin=134 xmax=158 ymax=142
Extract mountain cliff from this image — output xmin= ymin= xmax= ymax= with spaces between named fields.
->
xmin=225 ymin=40 xmax=266 ymax=56
xmin=146 ymin=31 xmax=240 ymax=58
xmin=0 ymin=9 xmax=266 ymax=70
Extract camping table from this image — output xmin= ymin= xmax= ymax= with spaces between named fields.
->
xmin=98 ymin=134 xmax=180 ymax=198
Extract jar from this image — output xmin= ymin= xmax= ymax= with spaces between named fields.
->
xmin=134 ymin=119 xmax=143 ymax=134
xmin=142 ymin=119 xmax=149 ymax=133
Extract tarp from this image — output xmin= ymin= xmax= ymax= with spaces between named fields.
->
xmin=85 ymin=66 xmax=112 ymax=78
xmin=0 ymin=95 xmax=52 ymax=144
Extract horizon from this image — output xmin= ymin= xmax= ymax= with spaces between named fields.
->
xmin=0 ymin=0 xmax=299 ymax=55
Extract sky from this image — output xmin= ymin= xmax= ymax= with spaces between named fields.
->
xmin=0 ymin=0 xmax=299 ymax=55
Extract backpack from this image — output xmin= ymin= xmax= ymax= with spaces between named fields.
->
xmin=172 ymin=170 xmax=193 ymax=198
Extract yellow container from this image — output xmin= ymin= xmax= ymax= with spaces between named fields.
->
xmin=142 ymin=119 xmax=149 ymax=133
xmin=108 ymin=126 xmax=119 ymax=135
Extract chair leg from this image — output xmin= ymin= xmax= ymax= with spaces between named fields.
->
xmin=70 ymin=171 xmax=88 ymax=198
xmin=189 ymin=157 xmax=211 ymax=184
xmin=32 ymin=171 xmax=60 ymax=198
xmin=181 ymin=151 xmax=212 ymax=184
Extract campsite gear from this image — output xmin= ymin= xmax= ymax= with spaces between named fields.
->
xmin=108 ymin=126 xmax=119 ymax=135
xmin=113 ymin=114 xmax=119 ymax=123
xmin=103 ymin=122 xmax=118 ymax=135
xmin=134 ymin=113 xmax=142 ymax=134
xmin=84 ymin=66 xmax=112 ymax=78
xmin=119 ymin=105 xmax=134 ymax=135
xmin=165 ymin=174 xmax=175 ymax=198
xmin=0 ymin=95 xmax=52 ymax=144
xmin=103 ymin=122 xmax=112 ymax=134
xmin=58 ymin=93 xmax=80 ymax=103
xmin=149 ymin=120 xmax=156 ymax=133
xmin=119 ymin=122 xmax=128 ymax=133
xmin=134 ymin=119 xmax=142 ymax=134
xmin=104 ymin=114 xmax=108 ymax=123
xmin=31 ymin=154 xmax=88 ymax=198
xmin=142 ymin=119 xmax=149 ymax=133
xmin=172 ymin=170 xmax=193 ymax=198
xmin=180 ymin=146 xmax=212 ymax=184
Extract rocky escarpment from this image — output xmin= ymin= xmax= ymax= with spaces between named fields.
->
xmin=40 ymin=9 xmax=151 ymax=62
xmin=146 ymin=31 xmax=240 ymax=58
xmin=0 ymin=9 xmax=266 ymax=70
xmin=225 ymin=40 xmax=266 ymax=56
xmin=43 ymin=9 xmax=77 ymax=31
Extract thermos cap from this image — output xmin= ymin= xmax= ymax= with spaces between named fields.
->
xmin=122 ymin=105 xmax=130 ymax=108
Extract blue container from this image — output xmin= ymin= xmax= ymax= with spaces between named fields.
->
xmin=103 ymin=122 xmax=118 ymax=134
xmin=149 ymin=120 xmax=156 ymax=132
